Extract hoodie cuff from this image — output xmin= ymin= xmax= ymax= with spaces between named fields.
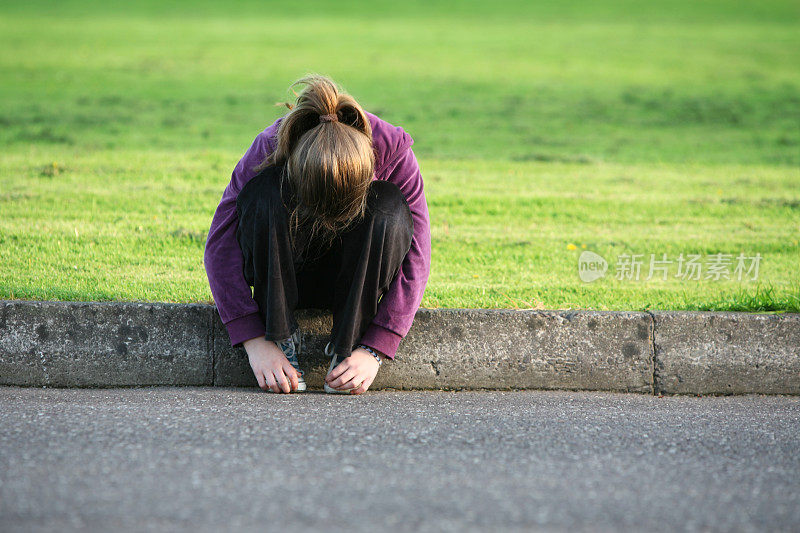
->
xmin=225 ymin=312 xmax=266 ymax=347
xmin=359 ymin=323 xmax=403 ymax=360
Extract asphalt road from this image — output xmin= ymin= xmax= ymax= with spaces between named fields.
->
xmin=0 ymin=387 xmax=798 ymax=532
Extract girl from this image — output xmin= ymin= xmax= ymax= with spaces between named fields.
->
xmin=204 ymin=75 xmax=431 ymax=394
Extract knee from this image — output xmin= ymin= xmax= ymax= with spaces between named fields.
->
xmin=366 ymin=180 xmax=414 ymax=242
xmin=243 ymin=165 xmax=289 ymax=214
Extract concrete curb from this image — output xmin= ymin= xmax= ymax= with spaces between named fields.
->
xmin=1 ymin=301 xmax=798 ymax=394
xmin=651 ymin=311 xmax=800 ymax=395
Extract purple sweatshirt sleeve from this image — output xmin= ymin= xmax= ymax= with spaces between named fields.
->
xmin=359 ymin=147 xmax=432 ymax=359
xmin=203 ymin=128 xmax=274 ymax=347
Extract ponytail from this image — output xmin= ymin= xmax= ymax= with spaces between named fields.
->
xmin=257 ymin=74 xmax=375 ymax=254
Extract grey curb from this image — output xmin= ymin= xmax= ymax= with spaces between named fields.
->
xmin=0 ymin=301 xmax=213 ymax=387
xmin=651 ymin=311 xmax=800 ymax=394
xmin=0 ymin=301 xmax=798 ymax=394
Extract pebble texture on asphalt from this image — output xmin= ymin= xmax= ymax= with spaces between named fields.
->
xmin=0 ymin=387 xmax=798 ymax=532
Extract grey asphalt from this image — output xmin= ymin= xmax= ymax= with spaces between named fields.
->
xmin=0 ymin=387 xmax=798 ymax=532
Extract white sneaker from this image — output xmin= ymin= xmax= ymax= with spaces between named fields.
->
xmin=276 ymin=329 xmax=306 ymax=392
xmin=323 ymin=342 xmax=351 ymax=394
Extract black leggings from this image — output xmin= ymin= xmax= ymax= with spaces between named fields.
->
xmin=235 ymin=164 xmax=414 ymax=356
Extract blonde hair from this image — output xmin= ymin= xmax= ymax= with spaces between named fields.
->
xmin=258 ymin=74 xmax=374 ymax=252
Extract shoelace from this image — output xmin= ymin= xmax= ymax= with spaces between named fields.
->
xmin=291 ymin=328 xmax=304 ymax=354
xmin=324 ymin=342 xmax=348 ymax=366
xmin=279 ymin=334 xmax=304 ymax=377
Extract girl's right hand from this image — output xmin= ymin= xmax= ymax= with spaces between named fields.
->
xmin=243 ymin=337 xmax=300 ymax=393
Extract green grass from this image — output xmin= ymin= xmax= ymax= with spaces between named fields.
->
xmin=1 ymin=0 xmax=798 ymax=312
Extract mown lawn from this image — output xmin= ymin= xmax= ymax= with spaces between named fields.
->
xmin=1 ymin=0 xmax=798 ymax=311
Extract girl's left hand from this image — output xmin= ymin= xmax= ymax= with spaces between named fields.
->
xmin=325 ymin=347 xmax=383 ymax=394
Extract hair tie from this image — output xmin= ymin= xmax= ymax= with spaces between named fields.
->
xmin=319 ymin=113 xmax=338 ymax=123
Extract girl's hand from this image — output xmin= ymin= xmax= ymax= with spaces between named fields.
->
xmin=243 ymin=336 xmax=300 ymax=393
xmin=325 ymin=347 xmax=383 ymax=394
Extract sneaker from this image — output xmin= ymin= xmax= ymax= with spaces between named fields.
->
xmin=323 ymin=342 xmax=351 ymax=394
xmin=276 ymin=328 xmax=306 ymax=392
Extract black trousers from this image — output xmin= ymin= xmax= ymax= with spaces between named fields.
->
xmin=235 ymin=164 xmax=414 ymax=356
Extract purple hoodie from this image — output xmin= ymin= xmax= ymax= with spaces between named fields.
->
xmin=203 ymin=111 xmax=431 ymax=360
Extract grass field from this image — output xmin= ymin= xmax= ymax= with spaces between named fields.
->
xmin=1 ymin=0 xmax=798 ymax=312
